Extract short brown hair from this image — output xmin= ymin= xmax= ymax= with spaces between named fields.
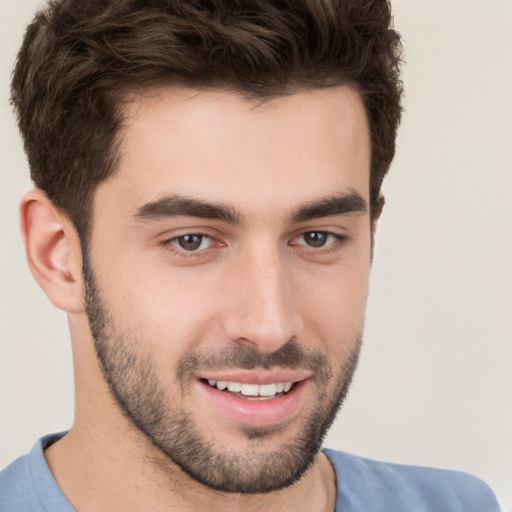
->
xmin=11 ymin=0 xmax=403 ymax=240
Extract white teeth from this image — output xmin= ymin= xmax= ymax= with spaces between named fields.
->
xmin=207 ymin=379 xmax=294 ymax=397
xmin=240 ymin=384 xmax=259 ymax=396
xmin=259 ymin=383 xmax=277 ymax=396
xmin=226 ymin=381 xmax=242 ymax=392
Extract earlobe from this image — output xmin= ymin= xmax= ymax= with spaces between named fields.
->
xmin=20 ymin=189 xmax=84 ymax=313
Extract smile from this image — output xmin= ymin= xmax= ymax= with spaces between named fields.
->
xmin=197 ymin=374 xmax=309 ymax=427
xmin=205 ymin=379 xmax=295 ymax=400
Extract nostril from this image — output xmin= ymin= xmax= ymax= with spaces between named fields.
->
xmin=233 ymin=337 xmax=260 ymax=350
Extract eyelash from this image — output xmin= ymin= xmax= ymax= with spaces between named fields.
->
xmin=160 ymin=233 xmax=218 ymax=259
xmin=290 ymin=231 xmax=348 ymax=251
xmin=161 ymin=230 xmax=349 ymax=261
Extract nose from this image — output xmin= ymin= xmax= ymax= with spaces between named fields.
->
xmin=222 ymin=244 xmax=303 ymax=353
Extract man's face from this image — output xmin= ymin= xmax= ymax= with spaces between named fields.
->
xmin=84 ymin=86 xmax=372 ymax=493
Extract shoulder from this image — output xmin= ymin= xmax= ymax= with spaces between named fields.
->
xmin=323 ymin=448 xmax=501 ymax=512
xmin=0 ymin=450 xmax=44 ymax=511
xmin=0 ymin=433 xmax=73 ymax=512
xmin=0 ymin=451 xmax=36 ymax=503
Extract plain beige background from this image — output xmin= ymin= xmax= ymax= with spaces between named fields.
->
xmin=1 ymin=0 xmax=511 ymax=510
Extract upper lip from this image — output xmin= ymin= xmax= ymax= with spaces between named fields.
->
xmin=197 ymin=369 xmax=312 ymax=385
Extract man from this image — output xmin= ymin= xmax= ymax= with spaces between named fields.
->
xmin=0 ymin=0 xmax=501 ymax=511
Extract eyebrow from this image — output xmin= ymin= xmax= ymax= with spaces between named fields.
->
xmin=291 ymin=191 xmax=368 ymax=222
xmin=134 ymin=196 xmax=241 ymax=223
xmin=134 ymin=190 xmax=367 ymax=224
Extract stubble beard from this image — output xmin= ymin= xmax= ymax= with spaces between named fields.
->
xmin=82 ymin=253 xmax=362 ymax=494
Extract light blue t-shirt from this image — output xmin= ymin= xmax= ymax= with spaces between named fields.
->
xmin=0 ymin=433 xmax=501 ymax=511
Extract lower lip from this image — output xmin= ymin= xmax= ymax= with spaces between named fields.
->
xmin=197 ymin=380 xmax=308 ymax=427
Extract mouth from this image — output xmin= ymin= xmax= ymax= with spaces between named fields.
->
xmin=202 ymin=378 xmax=296 ymax=400
xmin=196 ymin=372 xmax=310 ymax=427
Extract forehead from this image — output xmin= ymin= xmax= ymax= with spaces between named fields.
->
xmin=97 ymin=86 xmax=371 ymax=219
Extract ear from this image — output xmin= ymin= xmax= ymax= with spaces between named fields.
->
xmin=20 ymin=189 xmax=84 ymax=313
xmin=370 ymin=194 xmax=385 ymax=260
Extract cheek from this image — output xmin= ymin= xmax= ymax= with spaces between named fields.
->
xmin=294 ymin=251 xmax=370 ymax=336
xmin=96 ymin=252 xmax=224 ymax=355
xmin=298 ymin=278 xmax=367 ymax=356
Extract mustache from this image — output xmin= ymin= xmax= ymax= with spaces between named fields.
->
xmin=176 ymin=338 xmax=332 ymax=383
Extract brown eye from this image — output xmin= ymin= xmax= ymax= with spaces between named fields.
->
xmin=302 ymin=231 xmax=329 ymax=247
xmin=173 ymin=234 xmax=209 ymax=251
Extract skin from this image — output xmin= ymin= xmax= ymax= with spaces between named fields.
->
xmin=21 ymin=85 xmax=373 ymax=511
